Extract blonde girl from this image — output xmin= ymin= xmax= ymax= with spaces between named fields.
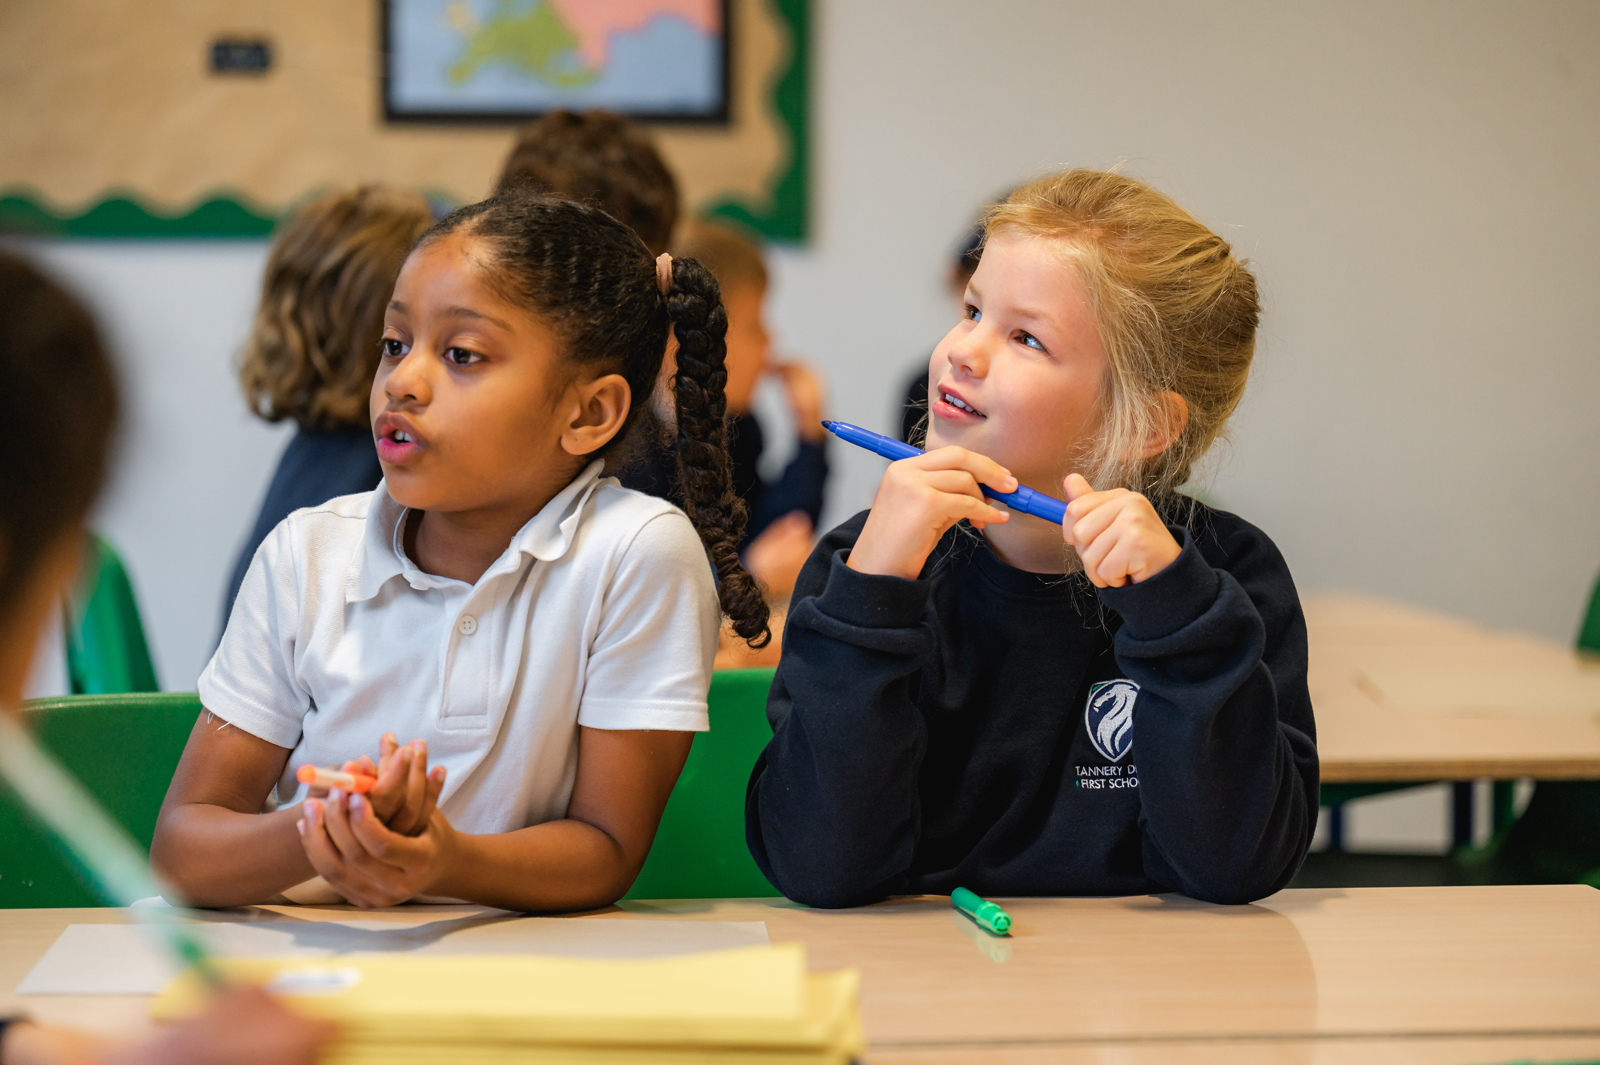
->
xmin=746 ymin=169 xmax=1317 ymax=906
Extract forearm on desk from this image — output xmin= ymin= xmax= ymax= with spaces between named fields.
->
xmin=431 ymin=818 xmax=644 ymax=913
xmin=150 ymin=803 xmax=314 ymax=908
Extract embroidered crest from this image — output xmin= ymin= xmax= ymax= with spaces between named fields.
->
xmin=1085 ymin=679 xmax=1139 ymax=762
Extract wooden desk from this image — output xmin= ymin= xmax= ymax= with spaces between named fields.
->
xmin=1306 ymin=592 xmax=1600 ymax=783
xmin=4 ymin=886 xmax=1598 ymax=1064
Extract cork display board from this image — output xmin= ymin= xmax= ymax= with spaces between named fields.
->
xmin=0 ymin=0 xmax=807 ymax=239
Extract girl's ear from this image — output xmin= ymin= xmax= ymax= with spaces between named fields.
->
xmin=559 ymin=373 xmax=632 ymax=456
xmin=1140 ymin=391 xmax=1189 ymax=458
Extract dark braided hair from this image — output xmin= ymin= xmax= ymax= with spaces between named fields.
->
xmin=420 ymin=191 xmax=771 ymax=647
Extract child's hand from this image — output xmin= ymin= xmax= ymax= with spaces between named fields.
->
xmin=296 ymin=790 xmax=458 ymax=909
xmin=768 ymin=359 xmax=827 ymax=443
xmin=848 ymin=447 xmax=1014 ymax=580
xmin=1062 ymin=474 xmax=1181 ymax=588
xmin=355 ymin=733 xmax=445 ymax=837
xmin=743 ymin=511 xmax=814 ymax=599
xmin=102 ymin=985 xmax=336 ymax=1065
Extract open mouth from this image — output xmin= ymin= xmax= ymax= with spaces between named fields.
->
xmin=374 ymin=414 xmax=425 ymax=462
xmin=937 ymin=388 xmax=986 ymax=418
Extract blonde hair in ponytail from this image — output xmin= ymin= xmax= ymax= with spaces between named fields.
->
xmin=984 ymin=169 xmax=1259 ymax=497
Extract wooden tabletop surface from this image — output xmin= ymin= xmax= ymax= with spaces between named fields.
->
xmin=1305 ymin=592 xmax=1600 ymax=782
xmin=5 ymin=886 xmax=1598 ymax=1063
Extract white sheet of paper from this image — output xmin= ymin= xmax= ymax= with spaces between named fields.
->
xmin=17 ymin=918 xmax=771 ymax=995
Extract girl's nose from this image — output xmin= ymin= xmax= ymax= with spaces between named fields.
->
xmin=383 ymin=348 xmax=431 ymax=405
xmin=947 ymin=330 xmax=989 ymax=378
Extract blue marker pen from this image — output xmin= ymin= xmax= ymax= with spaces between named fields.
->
xmin=821 ymin=420 xmax=1069 ymax=525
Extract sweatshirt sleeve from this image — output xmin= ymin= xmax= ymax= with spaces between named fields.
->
xmin=744 ymin=514 xmax=935 ymax=907
xmin=1099 ymin=519 xmax=1319 ymax=904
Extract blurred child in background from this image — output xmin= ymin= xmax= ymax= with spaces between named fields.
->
xmin=221 ymin=185 xmax=433 ymax=630
xmin=497 ymin=109 xmax=679 ymax=256
xmin=0 ymin=251 xmax=332 ymax=1063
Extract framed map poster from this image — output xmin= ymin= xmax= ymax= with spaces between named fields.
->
xmin=384 ymin=0 xmax=731 ymax=123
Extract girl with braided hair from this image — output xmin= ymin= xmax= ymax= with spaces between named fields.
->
xmin=153 ymin=191 xmax=768 ymax=912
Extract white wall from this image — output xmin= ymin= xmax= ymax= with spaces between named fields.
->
xmin=11 ymin=0 xmax=1600 ymax=696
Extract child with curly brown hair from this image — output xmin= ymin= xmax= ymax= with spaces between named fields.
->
xmin=221 ymin=184 xmax=434 ymax=630
xmin=154 ymin=191 xmax=768 ymax=912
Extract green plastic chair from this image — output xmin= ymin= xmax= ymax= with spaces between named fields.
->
xmin=2 ymin=670 xmax=781 ymax=907
xmin=0 ymin=692 xmax=200 ymax=907
xmin=623 ymin=668 xmax=781 ymax=900
xmin=1472 ymin=573 xmax=1600 ymax=885
xmin=65 ymin=533 xmax=159 ymax=695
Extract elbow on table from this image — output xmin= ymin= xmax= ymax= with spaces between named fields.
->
xmin=1171 ymin=846 xmax=1308 ymax=906
xmin=761 ymin=848 xmax=889 ymax=909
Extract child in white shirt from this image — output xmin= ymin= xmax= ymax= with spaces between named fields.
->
xmin=152 ymin=192 xmax=770 ymax=911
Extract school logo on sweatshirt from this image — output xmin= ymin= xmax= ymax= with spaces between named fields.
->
xmin=1085 ymin=679 xmax=1139 ymax=762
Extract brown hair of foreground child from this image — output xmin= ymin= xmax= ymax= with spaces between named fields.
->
xmin=0 ymin=251 xmax=334 ymax=1065
xmin=239 ymin=184 xmax=434 ymax=430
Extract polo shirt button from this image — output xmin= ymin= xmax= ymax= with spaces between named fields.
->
xmin=457 ymin=615 xmax=478 ymax=636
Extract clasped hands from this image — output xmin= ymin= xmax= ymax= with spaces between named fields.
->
xmin=847 ymin=446 xmax=1180 ymax=587
xmin=296 ymin=733 xmax=454 ymax=908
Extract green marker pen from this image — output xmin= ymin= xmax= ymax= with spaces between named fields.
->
xmin=951 ymin=886 xmax=1012 ymax=936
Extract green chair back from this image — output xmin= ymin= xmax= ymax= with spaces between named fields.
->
xmin=623 ymin=668 xmax=780 ymax=900
xmin=0 ymin=692 xmax=199 ymax=907
xmin=1578 ymin=572 xmax=1600 ymax=654
xmin=2 ymin=670 xmax=781 ymax=907
xmin=65 ymin=534 xmax=159 ymax=695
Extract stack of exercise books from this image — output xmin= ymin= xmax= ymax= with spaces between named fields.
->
xmin=153 ymin=943 xmax=862 ymax=1064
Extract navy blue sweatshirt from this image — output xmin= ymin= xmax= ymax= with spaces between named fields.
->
xmin=745 ymin=502 xmax=1318 ymax=906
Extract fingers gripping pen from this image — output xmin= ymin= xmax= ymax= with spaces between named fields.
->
xmin=820 ymin=420 xmax=1069 ymax=525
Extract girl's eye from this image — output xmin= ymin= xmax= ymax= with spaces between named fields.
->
xmin=379 ymin=338 xmax=407 ymax=358
xmin=964 ymin=304 xmax=981 ymax=322
xmin=1016 ymin=331 xmax=1045 ymax=352
xmin=445 ymin=346 xmax=483 ymax=367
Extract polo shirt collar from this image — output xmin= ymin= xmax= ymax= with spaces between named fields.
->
xmin=346 ymin=459 xmax=609 ymax=604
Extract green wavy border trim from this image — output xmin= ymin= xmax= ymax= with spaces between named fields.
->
xmin=0 ymin=190 xmax=277 ymax=239
xmin=0 ymin=1 xmax=808 ymax=243
xmin=707 ymin=0 xmax=808 ymax=242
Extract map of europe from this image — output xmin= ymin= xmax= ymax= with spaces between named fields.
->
xmin=387 ymin=0 xmax=725 ymax=118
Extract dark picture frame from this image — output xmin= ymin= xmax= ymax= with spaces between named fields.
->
xmin=380 ymin=0 xmax=732 ymax=125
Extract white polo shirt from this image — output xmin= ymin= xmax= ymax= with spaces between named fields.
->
xmin=199 ymin=459 xmax=719 ymax=835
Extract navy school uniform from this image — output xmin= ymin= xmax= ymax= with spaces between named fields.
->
xmin=744 ymin=500 xmax=1319 ymax=907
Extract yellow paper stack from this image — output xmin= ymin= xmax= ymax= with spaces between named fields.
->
xmin=152 ymin=944 xmax=862 ymax=1065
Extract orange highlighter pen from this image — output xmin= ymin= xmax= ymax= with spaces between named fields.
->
xmin=296 ymin=764 xmax=378 ymax=794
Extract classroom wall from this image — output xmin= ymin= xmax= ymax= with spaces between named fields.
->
xmin=13 ymin=0 xmax=1600 ymax=704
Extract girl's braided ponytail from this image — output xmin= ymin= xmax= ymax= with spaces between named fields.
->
xmin=664 ymin=257 xmax=771 ymax=647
